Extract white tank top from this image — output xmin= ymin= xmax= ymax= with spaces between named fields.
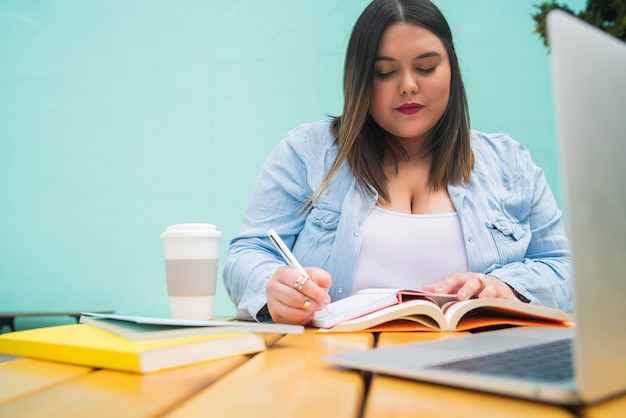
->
xmin=351 ymin=206 xmax=469 ymax=295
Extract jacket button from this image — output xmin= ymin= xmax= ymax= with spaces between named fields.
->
xmin=353 ymin=230 xmax=360 ymax=237
xmin=337 ymin=288 xmax=344 ymax=294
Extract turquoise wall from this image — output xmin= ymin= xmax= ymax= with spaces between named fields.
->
xmin=0 ymin=0 xmax=586 ymax=325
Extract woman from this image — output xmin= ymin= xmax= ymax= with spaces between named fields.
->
xmin=223 ymin=0 xmax=571 ymax=324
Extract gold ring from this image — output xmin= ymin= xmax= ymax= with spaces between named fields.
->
xmin=301 ymin=297 xmax=311 ymax=311
xmin=294 ymin=275 xmax=309 ymax=291
xmin=477 ymin=274 xmax=486 ymax=291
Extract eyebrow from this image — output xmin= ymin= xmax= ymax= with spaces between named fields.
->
xmin=375 ymin=51 xmax=442 ymax=61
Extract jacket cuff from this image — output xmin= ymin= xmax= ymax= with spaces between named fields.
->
xmin=255 ymin=304 xmax=274 ymax=322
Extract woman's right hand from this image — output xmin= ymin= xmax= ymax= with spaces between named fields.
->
xmin=265 ymin=266 xmax=332 ymax=325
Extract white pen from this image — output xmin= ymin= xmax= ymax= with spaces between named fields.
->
xmin=268 ymin=228 xmax=333 ymax=315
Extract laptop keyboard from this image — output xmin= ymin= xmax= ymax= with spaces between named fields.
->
xmin=428 ymin=338 xmax=573 ymax=382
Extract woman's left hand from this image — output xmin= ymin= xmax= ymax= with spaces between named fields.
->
xmin=422 ymin=272 xmax=520 ymax=301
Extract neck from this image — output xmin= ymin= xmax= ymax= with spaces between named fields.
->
xmin=385 ymin=141 xmax=431 ymax=167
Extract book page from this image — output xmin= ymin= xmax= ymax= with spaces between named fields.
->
xmin=441 ymin=298 xmax=571 ymax=331
xmin=396 ymin=290 xmax=458 ymax=306
xmin=80 ymin=312 xmax=304 ymax=334
xmin=311 ymin=290 xmax=399 ymax=328
xmin=319 ymin=299 xmax=446 ymax=332
xmin=312 ymin=288 xmax=457 ymax=329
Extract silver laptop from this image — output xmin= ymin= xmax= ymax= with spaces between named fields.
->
xmin=324 ymin=10 xmax=626 ymax=405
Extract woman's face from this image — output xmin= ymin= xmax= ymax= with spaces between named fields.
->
xmin=369 ymin=22 xmax=451 ymax=144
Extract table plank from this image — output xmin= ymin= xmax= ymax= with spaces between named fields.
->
xmin=0 ymin=355 xmax=250 ymax=417
xmin=376 ymin=331 xmax=468 ymax=346
xmin=364 ymin=332 xmax=575 ymax=418
xmin=0 ymin=358 xmax=92 ymax=406
xmin=577 ymin=393 xmax=626 ymax=418
xmin=165 ymin=328 xmax=374 ymax=418
xmin=365 ymin=377 xmax=576 ymax=418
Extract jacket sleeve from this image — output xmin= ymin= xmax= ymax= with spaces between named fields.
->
xmin=223 ymin=127 xmax=316 ymax=321
xmin=486 ymin=148 xmax=572 ymax=312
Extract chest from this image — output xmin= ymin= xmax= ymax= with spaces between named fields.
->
xmin=379 ymin=164 xmax=454 ymax=214
xmin=351 ymin=207 xmax=469 ymax=294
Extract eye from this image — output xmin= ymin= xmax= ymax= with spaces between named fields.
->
xmin=375 ymin=70 xmax=395 ymax=79
xmin=417 ymin=66 xmax=437 ymax=74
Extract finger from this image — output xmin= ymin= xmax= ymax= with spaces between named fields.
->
xmin=457 ymin=274 xmax=487 ymax=300
xmin=479 ymin=280 xmax=520 ymax=301
xmin=423 ymin=274 xmax=465 ymax=294
xmin=267 ymin=287 xmax=316 ymax=324
xmin=306 ymin=267 xmax=332 ymax=290
xmin=298 ymin=295 xmax=324 ymax=313
xmin=274 ymin=266 xmax=302 ymax=287
xmin=266 ymin=268 xmax=319 ymax=324
xmin=268 ymin=266 xmax=331 ymax=322
xmin=266 ymin=269 xmax=305 ymax=308
xmin=266 ymin=267 xmax=298 ymax=297
xmin=272 ymin=271 xmax=327 ymax=311
xmin=300 ymin=267 xmax=332 ymax=307
xmin=274 ymin=283 xmax=310 ymax=309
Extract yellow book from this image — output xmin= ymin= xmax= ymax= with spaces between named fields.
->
xmin=0 ymin=323 xmax=266 ymax=373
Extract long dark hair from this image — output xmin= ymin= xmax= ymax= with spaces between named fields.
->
xmin=309 ymin=0 xmax=472 ymax=208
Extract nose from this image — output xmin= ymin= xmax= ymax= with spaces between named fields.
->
xmin=400 ymin=72 xmax=418 ymax=95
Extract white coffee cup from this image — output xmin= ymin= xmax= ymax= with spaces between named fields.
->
xmin=161 ymin=223 xmax=222 ymax=320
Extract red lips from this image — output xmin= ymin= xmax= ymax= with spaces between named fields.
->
xmin=396 ymin=103 xmax=424 ymax=115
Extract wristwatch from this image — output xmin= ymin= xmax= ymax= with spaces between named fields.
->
xmin=508 ymin=285 xmax=531 ymax=303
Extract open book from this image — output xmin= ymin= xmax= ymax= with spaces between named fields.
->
xmin=311 ymin=288 xmax=573 ymax=332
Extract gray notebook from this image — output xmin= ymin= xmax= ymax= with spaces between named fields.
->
xmin=325 ymin=10 xmax=626 ymax=405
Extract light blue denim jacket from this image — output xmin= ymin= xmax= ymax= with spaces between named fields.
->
xmin=224 ymin=120 xmax=572 ymax=321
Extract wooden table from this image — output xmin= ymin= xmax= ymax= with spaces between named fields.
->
xmin=0 ymin=329 xmax=624 ymax=417
xmin=0 ymin=311 xmax=114 ymax=333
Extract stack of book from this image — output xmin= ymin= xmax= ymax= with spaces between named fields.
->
xmin=0 ymin=312 xmax=303 ymax=373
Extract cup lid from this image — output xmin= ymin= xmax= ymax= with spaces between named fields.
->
xmin=161 ymin=223 xmax=222 ymax=238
